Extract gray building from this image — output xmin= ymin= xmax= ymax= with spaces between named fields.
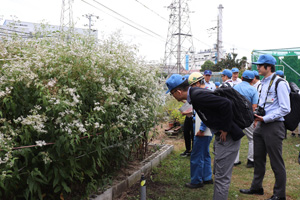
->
xmin=0 ymin=20 xmax=98 ymax=38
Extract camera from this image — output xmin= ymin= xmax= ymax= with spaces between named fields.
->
xmin=253 ymin=106 xmax=265 ymax=118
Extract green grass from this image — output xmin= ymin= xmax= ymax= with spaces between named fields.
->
xmin=126 ymin=132 xmax=300 ymax=200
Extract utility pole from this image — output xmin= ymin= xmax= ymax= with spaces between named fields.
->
xmin=164 ymin=0 xmax=195 ymax=75
xmin=231 ymin=47 xmax=237 ymax=54
xmin=217 ymin=4 xmax=224 ymax=62
xmin=60 ymin=0 xmax=74 ymax=32
xmin=82 ymin=14 xmax=99 ymax=35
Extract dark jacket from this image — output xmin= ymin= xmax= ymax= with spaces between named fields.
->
xmin=189 ymin=87 xmax=244 ymax=140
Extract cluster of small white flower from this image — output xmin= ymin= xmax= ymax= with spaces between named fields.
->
xmin=40 ymin=152 xmax=52 ymax=164
xmin=15 ymin=114 xmax=48 ymax=134
xmin=59 ymin=119 xmax=87 ymax=135
xmin=35 ymin=140 xmax=46 ymax=147
xmin=49 ymin=97 xmax=61 ymax=105
xmin=0 ymin=87 xmax=13 ymax=98
xmin=46 ymin=78 xmax=57 ymax=88
xmin=0 ymin=152 xmax=11 ymax=164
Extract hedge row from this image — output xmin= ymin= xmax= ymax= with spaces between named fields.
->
xmin=0 ymin=28 xmax=163 ymax=199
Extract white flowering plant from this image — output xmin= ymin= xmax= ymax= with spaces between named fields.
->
xmin=0 ymin=26 xmax=164 ymax=199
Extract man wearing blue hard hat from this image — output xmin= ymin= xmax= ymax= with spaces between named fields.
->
xmin=231 ymin=68 xmax=242 ymax=86
xmin=275 ymin=70 xmax=284 ymax=78
xmin=166 ymin=73 xmax=244 ymax=199
xmin=240 ymin=54 xmax=290 ymax=200
xmin=203 ymin=70 xmax=216 ymax=91
xmin=252 ymin=70 xmax=261 ymax=92
xmin=233 ymin=70 xmax=259 ymax=168
xmin=220 ymin=69 xmax=233 ymax=87
xmin=214 ymin=82 xmax=220 ymax=88
xmin=165 ymin=74 xmax=187 ymax=94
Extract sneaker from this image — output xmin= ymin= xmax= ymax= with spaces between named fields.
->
xmin=180 ymin=150 xmax=191 ymax=157
xmin=234 ymin=161 xmax=241 ymax=166
xmin=185 ymin=182 xmax=204 ymax=189
xmin=246 ymin=159 xmax=254 ymax=168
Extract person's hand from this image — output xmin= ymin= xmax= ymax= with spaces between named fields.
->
xmin=254 ymin=114 xmax=264 ymax=122
xmin=196 ymin=130 xmax=205 ymax=137
xmin=220 ymin=130 xmax=227 ymax=142
xmin=253 ymin=114 xmax=264 ymax=128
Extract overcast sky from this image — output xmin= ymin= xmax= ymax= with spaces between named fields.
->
xmin=1 ymin=0 xmax=300 ymax=63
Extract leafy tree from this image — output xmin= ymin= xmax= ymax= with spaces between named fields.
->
xmin=214 ymin=53 xmax=248 ymax=71
xmin=200 ymin=60 xmax=215 ymax=71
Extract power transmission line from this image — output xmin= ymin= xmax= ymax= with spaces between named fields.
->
xmin=90 ymin=0 xmax=164 ymax=39
xmin=81 ymin=0 xmax=164 ymax=41
xmin=193 ymin=36 xmax=213 ymax=48
xmin=133 ymin=0 xmax=169 ymax=22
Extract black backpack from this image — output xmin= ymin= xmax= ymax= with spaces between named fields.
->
xmin=214 ymin=87 xmax=254 ymax=129
xmin=275 ymin=79 xmax=300 ymax=131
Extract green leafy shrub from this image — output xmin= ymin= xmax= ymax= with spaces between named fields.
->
xmin=164 ymin=97 xmax=185 ymax=125
xmin=0 ymin=27 xmax=163 ymax=199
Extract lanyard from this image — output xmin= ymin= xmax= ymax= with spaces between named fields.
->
xmin=258 ymin=73 xmax=277 ymax=109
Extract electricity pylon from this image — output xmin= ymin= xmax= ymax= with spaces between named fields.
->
xmin=60 ymin=0 xmax=74 ymax=32
xmin=164 ymin=0 xmax=195 ymax=75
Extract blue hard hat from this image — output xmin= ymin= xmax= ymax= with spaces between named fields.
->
xmin=253 ymin=54 xmax=277 ymax=66
xmin=242 ymin=70 xmax=255 ymax=79
xmin=232 ymin=68 xmax=239 ymax=73
xmin=204 ymin=70 xmax=212 ymax=75
xmin=252 ymin=70 xmax=259 ymax=76
xmin=165 ymin=74 xmax=186 ymax=94
xmin=215 ymin=82 xmax=220 ymax=86
xmin=220 ymin=69 xmax=232 ymax=78
xmin=275 ymin=70 xmax=284 ymax=76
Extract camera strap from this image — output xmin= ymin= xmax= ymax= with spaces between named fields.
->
xmin=258 ymin=73 xmax=277 ymax=109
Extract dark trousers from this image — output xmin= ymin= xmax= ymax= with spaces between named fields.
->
xmin=251 ymin=121 xmax=286 ymax=198
xmin=183 ymin=116 xmax=194 ymax=151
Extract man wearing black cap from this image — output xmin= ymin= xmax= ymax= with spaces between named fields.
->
xmin=240 ymin=54 xmax=290 ymax=200
xmin=166 ymin=73 xmax=244 ymax=200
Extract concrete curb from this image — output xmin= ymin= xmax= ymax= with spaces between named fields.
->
xmin=90 ymin=143 xmax=174 ymax=200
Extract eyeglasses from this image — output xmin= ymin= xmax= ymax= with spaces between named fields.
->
xmin=170 ymin=89 xmax=178 ymax=96
xmin=257 ymin=64 xmax=264 ymax=68
xmin=205 ymin=75 xmax=211 ymax=76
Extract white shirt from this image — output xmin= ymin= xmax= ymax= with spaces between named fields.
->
xmin=220 ymin=79 xmax=233 ymax=88
xmin=232 ymin=78 xmax=242 ymax=86
xmin=253 ymin=80 xmax=262 ymax=92
xmin=204 ymin=81 xmax=216 ymax=91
